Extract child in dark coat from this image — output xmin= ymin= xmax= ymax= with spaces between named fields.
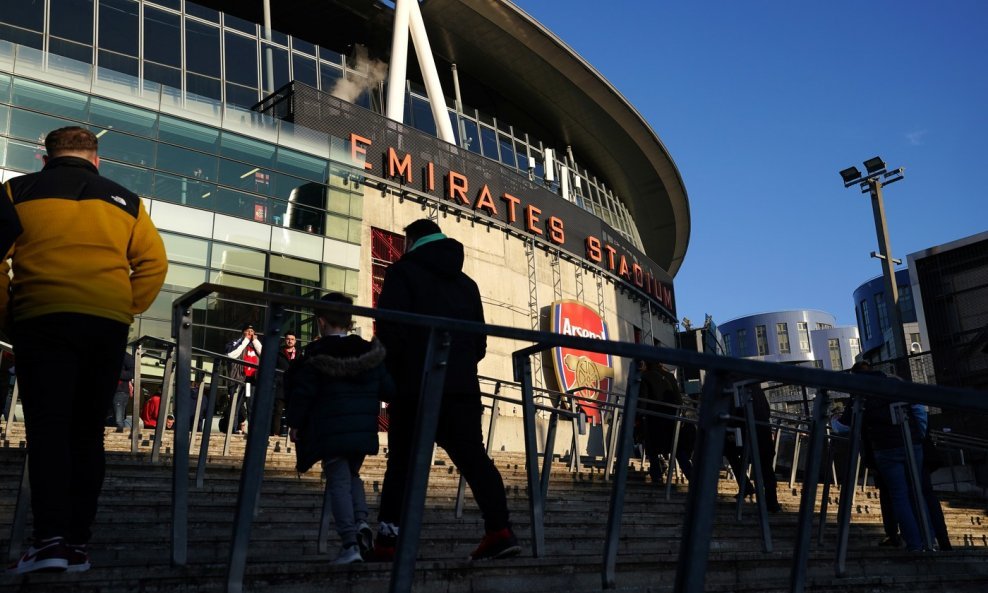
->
xmin=286 ymin=293 xmax=395 ymax=564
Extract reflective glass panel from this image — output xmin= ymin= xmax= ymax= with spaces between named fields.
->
xmin=98 ymin=0 xmax=139 ymax=56
xmin=498 ymin=133 xmax=516 ymax=168
xmin=0 ymin=105 xmax=9 ymax=135
xmin=0 ymin=74 xmax=11 ymax=104
xmin=144 ymin=62 xmax=181 ymax=89
xmin=275 ymin=147 xmax=327 ymax=182
xmin=260 ymin=43 xmax=289 ymax=91
xmin=185 ymin=3 xmax=218 ymax=22
xmin=158 ymin=115 xmax=219 ymax=153
xmin=219 ymin=132 xmax=276 ymax=167
xmin=460 ymin=118 xmax=479 ymax=154
xmin=12 ymin=78 xmax=90 ymax=121
xmin=209 ymin=270 xmax=263 ymax=291
xmin=319 ymin=63 xmax=342 ymax=93
xmin=50 ymin=0 xmax=95 ymax=44
xmin=89 ymin=97 xmax=156 ymax=136
xmin=49 ymin=38 xmax=93 ymax=64
xmin=152 ymin=171 xmax=215 ymax=208
xmin=185 ymin=19 xmax=220 ymax=77
xmin=4 ymin=139 xmax=46 ymax=173
xmin=410 ymin=96 xmax=435 ymax=136
xmin=144 ymin=6 xmax=180 ymax=67
xmin=186 ymin=72 xmax=221 ymax=101
xmin=326 ymin=213 xmax=347 ymax=241
xmin=0 ymin=0 xmax=44 ymax=31
xmin=292 ymin=54 xmax=317 ymax=88
xmin=214 ymin=186 xmax=268 ymax=222
xmin=292 ymin=37 xmax=315 ymax=56
xmin=98 ymin=50 xmax=138 ymax=77
xmin=96 ymin=129 xmax=154 ymax=166
xmin=99 ymin=159 xmax=152 ymax=195
xmin=217 ymin=158 xmax=272 ymax=196
xmin=326 ymin=187 xmax=349 ymax=215
xmin=225 ymin=83 xmax=258 ymax=110
xmin=322 ymin=264 xmax=344 ymax=292
xmin=0 ymin=24 xmax=41 ymax=50
xmin=159 ymin=231 xmax=209 ymax=266
xmin=224 ymin=31 xmax=257 ymax=88
xmin=9 ymin=108 xmax=77 ymax=144
xmin=480 ymin=125 xmax=498 ymax=160
xmin=156 ymin=143 xmax=217 ymax=180
xmin=148 ymin=0 xmax=179 ymax=9
xmin=223 ymin=13 xmax=255 ymax=35
xmin=164 ymin=262 xmax=207 ymax=290
xmin=211 ymin=242 xmax=265 ymax=275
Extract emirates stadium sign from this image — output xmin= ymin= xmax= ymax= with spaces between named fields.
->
xmin=549 ymin=300 xmax=614 ymax=424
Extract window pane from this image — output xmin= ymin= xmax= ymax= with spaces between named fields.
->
xmin=409 ymin=95 xmax=435 ymax=136
xmin=98 ymin=0 xmax=139 ymax=56
xmin=224 ymin=31 xmax=257 ymax=88
xmin=480 ymin=125 xmax=498 ymax=160
xmin=159 ymin=231 xmax=208 ymax=266
xmin=219 ymin=131 xmax=276 ymax=166
xmin=49 ymin=38 xmax=93 ymax=64
xmin=12 ymin=78 xmax=90 ymax=121
xmin=9 ymin=108 xmax=77 ymax=144
xmin=164 ymin=262 xmax=206 ymax=290
xmin=322 ymin=264 xmax=345 ymax=292
xmin=223 ymin=13 xmax=255 ymax=35
xmin=4 ymin=139 xmax=47 ymax=172
xmin=211 ymin=243 xmax=265 ymax=276
xmin=0 ymin=105 xmax=9 ymax=134
xmin=0 ymin=0 xmax=44 ymax=31
xmin=158 ymin=114 xmax=219 ymax=153
xmin=326 ymin=213 xmax=348 ymax=241
xmin=186 ymin=72 xmax=221 ymax=101
xmin=98 ymin=50 xmax=138 ymax=77
xmin=460 ymin=118 xmax=479 ymax=154
xmin=292 ymin=37 xmax=315 ymax=56
xmin=185 ymin=19 xmax=220 ymax=77
xmin=225 ymin=83 xmax=258 ymax=109
xmin=0 ymin=24 xmax=42 ymax=50
xmin=275 ymin=147 xmax=327 ymax=182
xmin=50 ymin=0 xmax=95 ymax=44
xmin=156 ymin=143 xmax=217 ymax=179
xmin=260 ymin=43 xmax=289 ymax=92
xmin=148 ymin=0 xmax=178 ymax=9
xmin=96 ymin=129 xmax=154 ymax=166
xmin=292 ymin=53 xmax=317 ymax=88
xmin=185 ymin=3 xmax=218 ymax=22
xmin=217 ymin=158 xmax=273 ymax=195
xmin=99 ymin=159 xmax=152 ymax=195
xmin=144 ymin=6 xmax=180 ymax=67
xmin=269 ymin=255 xmax=319 ymax=282
xmin=214 ymin=186 xmax=267 ymax=222
xmin=320 ymin=62 xmax=341 ymax=93
xmin=144 ymin=61 xmax=181 ymax=89
xmin=498 ymin=133 xmax=516 ymax=168
xmin=152 ymin=171 xmax=214 ymax=207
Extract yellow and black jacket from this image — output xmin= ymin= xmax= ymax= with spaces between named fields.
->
xmin=0 ymin=156 xmax=168 ymax=327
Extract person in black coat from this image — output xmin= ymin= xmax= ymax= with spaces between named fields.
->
xmin=285 ymin=293 xmax=394 ymax=564
xmin=373 ymin=219 xmax=520 ymax=562
xmin=270 ymin=332 xmax=298 ymax=436
xmin=724 ymin=381 xmax=781 ymax=512
xmin=637 ymin=360 xmax=694 ymax=485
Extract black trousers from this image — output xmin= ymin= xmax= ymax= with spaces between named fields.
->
xmin=13 ymin=313 xmax=129 ymax=543
xmin=378 ymin=395 xmax=510 ymax=533
xmin=724 ymin=427 xmax=779 ymax=506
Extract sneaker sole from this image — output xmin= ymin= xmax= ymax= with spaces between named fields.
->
xmin=8 ymin=558 xmax=69 ymax=575
xmin=469 ymin=544 xmax=522 ymax=561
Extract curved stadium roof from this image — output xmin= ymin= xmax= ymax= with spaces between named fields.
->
xmin=202 ymin=0 xmax=691 ymax=276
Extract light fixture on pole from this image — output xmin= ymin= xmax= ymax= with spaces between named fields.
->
xmin=840 ymin=156 xmax=908 ymax=366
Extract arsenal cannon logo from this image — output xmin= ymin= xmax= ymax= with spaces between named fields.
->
xmin=549 ymin=300 xmax=614 ymax=424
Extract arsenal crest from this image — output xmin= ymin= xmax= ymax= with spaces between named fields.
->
xmin=549 ymin=300 xmax=614 ymax=424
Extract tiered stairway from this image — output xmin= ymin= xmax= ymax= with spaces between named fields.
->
xmin=2 ymin=425 xmax=987 ymax=592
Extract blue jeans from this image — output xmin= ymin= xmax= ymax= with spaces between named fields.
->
xmin=323 ymin=455 xmax=368 ymax=545
xmin=872 ymin=444 xmax=928 ymax=550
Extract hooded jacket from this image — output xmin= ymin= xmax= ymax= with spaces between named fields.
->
xmin=285 ymin=334 xmax=394 ymax=473
xmin=375 ymin=237 xmax=486 ymax=398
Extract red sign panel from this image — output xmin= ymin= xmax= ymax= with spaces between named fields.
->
xmin=549 ymin=300 xmax=614 ymax=424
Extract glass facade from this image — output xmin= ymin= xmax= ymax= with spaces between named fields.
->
xmin=0 ymin=0 xmax=644 ymax=250
xmin=828 ymin=338 xmax=843 ymax=370
xmin=776 ymin=322 xmax=790 ymax=354
xmin=797 ymin=321 xmax=810 ymax=352
xmin=755 ymin=324 xmax=768 ymax=356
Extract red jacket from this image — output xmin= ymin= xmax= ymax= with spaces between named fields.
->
xmin=141 ymin=394 xmax=161 ymax=428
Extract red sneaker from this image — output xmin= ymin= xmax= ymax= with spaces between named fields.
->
xmin=7 ymin=537 xmax=69 ymax=575
xmin=469 ymin=527 xmax=521 ymax=561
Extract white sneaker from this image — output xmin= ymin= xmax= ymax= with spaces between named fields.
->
xmin=356 ymin=521 xmax=373 ymax=557
xmin=332 ymin=544 xmax=362 ymax=565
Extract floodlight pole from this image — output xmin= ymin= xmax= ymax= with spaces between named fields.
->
xmin=865 ymin=177 xmax=909 ymax=370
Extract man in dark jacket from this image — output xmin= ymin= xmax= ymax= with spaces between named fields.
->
xmin=1 ymin=126 xmax=167 ymax=574
xmin=270 ymin=332 xmax=298 ymax=436
xmin=111 ymin=352 xmax=136 ymax=432
xmin=374 ymin=219 xmax=520 ymax=561
xmin=638 ymin=360 xmax=694 ymax=485
xmin=286 ymin=293 xmax=394 ymax=564
xmin=221 ymin=324 xmax=262 ymax=434
xmin=723 ymin=382 xmax=781 ymax=512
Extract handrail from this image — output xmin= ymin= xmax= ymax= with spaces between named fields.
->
xmin=163 ymin=282 xmax=988 ymax=593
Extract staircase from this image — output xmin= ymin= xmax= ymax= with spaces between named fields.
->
xmin=2 ymin=426 xmax=988 ymax=592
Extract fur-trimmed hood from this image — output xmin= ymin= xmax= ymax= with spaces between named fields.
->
xmin=302 ymin=335 xmax=386 ymax=378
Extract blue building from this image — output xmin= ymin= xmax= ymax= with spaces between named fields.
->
xmin=852 ymin=268 xmax=921 ymax=361
xmin=719 ymin=310 xmax=860 ymax=371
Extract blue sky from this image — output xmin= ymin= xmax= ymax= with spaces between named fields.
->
xmin=513 ymin=1 xmax=988 ymax=327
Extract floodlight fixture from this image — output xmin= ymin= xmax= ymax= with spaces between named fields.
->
xmin=863 ymin=156 xmax=886 ymax=175
xmin=839 ymin=166 xmax=862 ymax=185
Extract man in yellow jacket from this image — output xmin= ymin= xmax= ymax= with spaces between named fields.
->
xmin=2 ymin=126 xmax=167 ymax=575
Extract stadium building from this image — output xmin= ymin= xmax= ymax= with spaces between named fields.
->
xmin=0 ymin=0 xmax=690 ymax=444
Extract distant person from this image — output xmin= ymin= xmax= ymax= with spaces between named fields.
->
xmin=222 ymin=323 xmax=262 ymax=434
xmin=637 ymin=360 xmax=694 ymax=485
xmin=373 ymin=219 xmax=520 ymax=561
xmin=111 ymin=352 xmax=135 ymax=433
xmin=140 ymin=391 xmax=163 ymax=430
xmin=286 ymin=293 xmax=394 ymax=564
xmin=1 ymin=126 xmax=167 ymax=574
xmin=271 ymin=332 xmax=298 ymax=436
